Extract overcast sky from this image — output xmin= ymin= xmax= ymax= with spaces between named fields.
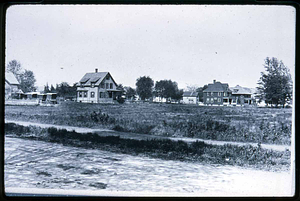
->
xmin=6 ymin=5 xmax=295 ymax=90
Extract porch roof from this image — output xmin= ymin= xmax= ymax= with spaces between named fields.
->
xmin=106 ymin=89 xmax=122 ymax=92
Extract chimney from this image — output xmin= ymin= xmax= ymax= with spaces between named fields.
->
xmin=95 ymin=68 xmax=98 ymax=73
xmin=213 ymin=80 xmax=216 ymax=84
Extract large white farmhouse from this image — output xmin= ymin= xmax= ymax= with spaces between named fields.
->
xmin=77 ymin=69 xmax=121 ymax=103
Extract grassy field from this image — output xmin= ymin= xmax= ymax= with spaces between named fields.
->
xmin=5 ymin=101 xmax=292 ymax=145
xmin=5 ymin=123 xmax=290 ymax=171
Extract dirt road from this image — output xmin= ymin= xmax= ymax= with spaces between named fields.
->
xmin=5 ymin=137 xmax=293 ymax=196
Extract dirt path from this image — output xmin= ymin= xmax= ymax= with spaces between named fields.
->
xmin=5 ymin=137 xmax=293 ymax=196
xmin=5 ymin=120 xmax=113 ymax=133
xmin=5 ymin=119 xmax=291 ymax=152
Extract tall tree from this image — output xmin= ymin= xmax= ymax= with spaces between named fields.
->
xmin=50 ymin=84 xmax=56 ymax=92
xmin=44 ymin=82 xmax=50 ymax=93
xmin=154 ymin=80 xmax=180 ymax=102
xmin=172 ymin=89 xmax=184 ymax=102
xmin=196 ymin=85 xmax=208 ymax=102
xmin=257 ymin=57 xmax=293 ymax=107
xmin=19 ymin=70 xmax=36 ymax=93
xmin=6 ymin=60 xmax=22 ymax=81
xmin=136 ymin=76 xmax=154 ymax=101
xmin=6 ymin=60 xmax=37 ymax=93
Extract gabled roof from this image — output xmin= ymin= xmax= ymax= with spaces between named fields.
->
xmin=183 ymin=91 xmax=199 ymax=97
xmin=203 ymin=81 xmax=231 ymax=92
xmin=5 ymin=72 xmax=19 ymax=85
xmin=229 ymin=85 xmax=252 ymax=95
xmin=77 ymin=72 xmax=118 ymax=87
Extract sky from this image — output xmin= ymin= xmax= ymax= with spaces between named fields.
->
xmin=5 ymin=5 xmax=295 ymax=90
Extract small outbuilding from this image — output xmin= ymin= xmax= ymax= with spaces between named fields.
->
xmin=182 ymin=91 xmax=199 ymax=104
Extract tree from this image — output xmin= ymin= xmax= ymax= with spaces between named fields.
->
xmin=56 ymin=82 xmax=76 ymax=98
xmin=172 ymin=89 xmax=184 ymax=102
xmin=44 ymin=83 xmax=50 ymax=93
xmin=50 ymin=84 xmax=56 ymax=92
xmin=196 ymin=85 xmax=208 ymax=102
xmin=136 ymin=76 xmax=154 ymax=101
xmin=6 ymin=60 xmax=37 ymax=93
xmin=6 ymin=60 xmax=22 ymax=81
xmin=154 ymin=80 xmax=181 ymax=102
xmin=124 ymin=86 xmax=136 ymax=100
xmin=19 ymin=70 xmax=36 ymax=93
xmin=257 ymin=57 xmax=293 ymax=107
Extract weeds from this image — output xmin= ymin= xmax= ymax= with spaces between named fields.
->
xmin=5 ymin=102 xmax=292 ymax=145
xmin=5 ymin=123 xmax=291 ymax=171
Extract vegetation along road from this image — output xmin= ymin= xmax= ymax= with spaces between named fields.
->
xmin=5 ymin=119 xmax=290 ymax=152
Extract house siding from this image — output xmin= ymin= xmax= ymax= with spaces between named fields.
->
xmin=182 ymin=96 xmax=198 ymax=104
xmin=76 ymin=72 xmax=119 ymax=103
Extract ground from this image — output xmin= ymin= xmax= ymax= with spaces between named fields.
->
xmin=5 ymin=137 xmax=293 ymax=196
xmin=5 ymin=102 xmax=292 ymax=144
xmin=4 ymin=102 xmax=294 ymax=196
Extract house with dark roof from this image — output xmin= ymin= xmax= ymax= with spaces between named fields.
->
xmin=203 ymin=80 xmax=232 ymax=105
xmin=76 ymin=69 xmax=121 ymax=103
xmin=5 ymin=72 xmax=22 ymax=99
xmin=182 ymin=91 xmax=199 ymax=104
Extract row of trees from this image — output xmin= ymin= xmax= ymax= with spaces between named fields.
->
xmin=135 ymin=76 xmax=183 ymax=102
xmin=7 ymin=57 xmax=293 ymax=107
xmin=134 ymin=57 xmax=293 ymax=107
xmin=135 ymin=76 xmax=208 ymax=102
xmin=44 ymin=82 xmax=77 ymax=99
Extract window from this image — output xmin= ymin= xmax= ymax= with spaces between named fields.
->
xmin=206 ymin=98 xmax=210 ymax=102
xmin=80 ymin=83 xmax=83 ymax=88
xmin=106 ymin=83 xmax=109 ymax=89
xmin=91 ymin=92 xmax=95 ymax=98
xmin=91 ymin=83 xmax=95 ymax=88
xmin=211 ymin=92 xmax=214 ymax=96
xmin=100 ymin=83 xmax=104 ymax=88
xmin=106 ymin=76 xmax=110 ymax=80
xmin=211 ymin=98 xmax=214 ymax=102
xmin=224 ymin=92 xmax=227 ymax=96
xmin=218 ymin=98 xmax=221 ymax=102
xmin=84 ymin=92 xmax=87 ymax=97
xmin=218 ymin=92 xmax=222 ymax=96
xmin=207 ymin=92 xmax=209 ymax=96
xmin=79 ymin=92 xmax=82 ymax=97
xmin=110 ymin=83 xmax=113 ymax=89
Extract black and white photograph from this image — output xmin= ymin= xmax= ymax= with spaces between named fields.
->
xmin=4 ymin=5 xmax=295 ymax=197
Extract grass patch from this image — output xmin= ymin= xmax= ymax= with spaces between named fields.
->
xmin=5 ymin=123 xmax=290 ymax=171
xmin=5 ymin=102 xmax=292 ymax=145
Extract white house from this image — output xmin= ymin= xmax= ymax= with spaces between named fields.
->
xmin=76 ymin=69 xmax=121 ymax=103
xmin=182 ymin=91 xmax=199 ymax=104
xmin=5 ymin=72 xmax=22 ymax=99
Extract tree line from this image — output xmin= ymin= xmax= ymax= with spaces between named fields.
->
xmin=6 ymin=57 xmax=293 ymax=107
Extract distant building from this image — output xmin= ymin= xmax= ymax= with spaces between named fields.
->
xmin=229 ymin=85 xmax=256 ymax=105
xmin=5 ymin=72 xmax=22 ymax=99
xmin=76 ymin=69 xmax=121 ymax=103
xmin=152 ymin=96 xmax=168 ymax=103
xmin=203 ymin=80 xmax=257 ymax=106
xmin=203 ymin=80 xmax=231 ymax=105
xmin=182 ymin=91 xmax=199 ymax=104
